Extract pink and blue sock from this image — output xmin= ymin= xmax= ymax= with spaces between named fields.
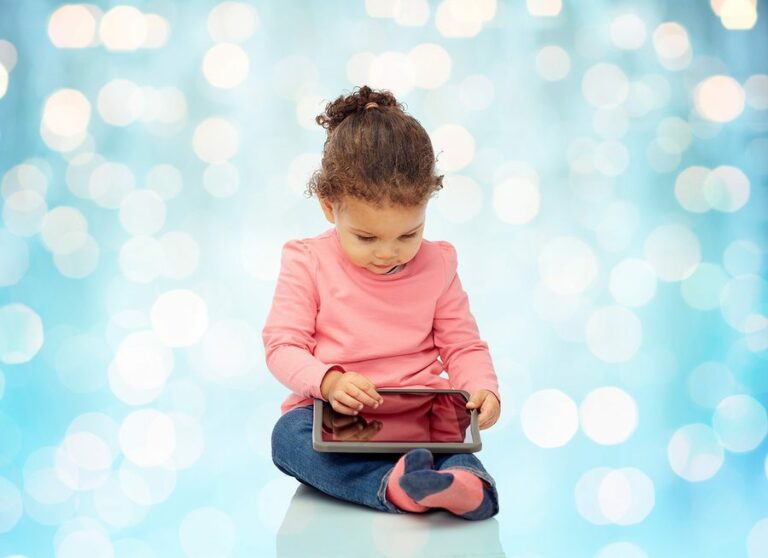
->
xmin=385 ymin=448 xmax=496 ymax=520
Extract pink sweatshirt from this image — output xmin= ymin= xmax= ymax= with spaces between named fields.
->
xmin=262 ymin=228 xmax=500 ymax=414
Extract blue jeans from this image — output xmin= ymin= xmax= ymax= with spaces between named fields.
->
xmin=271 ymin=404 xmax=500 ymax=516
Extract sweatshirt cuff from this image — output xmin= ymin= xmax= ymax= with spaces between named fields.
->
xmin=312 ymin=363 xmax=346 ymax=399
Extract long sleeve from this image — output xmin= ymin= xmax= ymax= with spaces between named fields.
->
xmin=261 ymin=240 xmax=345 ymax=399
xmin=432 ymin=241 xmax=500 ymax=404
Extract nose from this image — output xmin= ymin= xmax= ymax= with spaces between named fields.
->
xmin=373 ymin=243 xmax=397 ymax=261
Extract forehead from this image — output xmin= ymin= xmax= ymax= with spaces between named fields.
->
xmin=339 ymin=197 xmax=425 ymax=233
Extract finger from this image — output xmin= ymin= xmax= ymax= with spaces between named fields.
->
xmin=354 ymin=379 xmax=384 ymax=405
xmin=346 ymin=384 xmax=381 ymax=408
xmin=331 ymin=398 xmax=360 ymax=416
xmin=335 ymin=391 xmax=364 ymax=412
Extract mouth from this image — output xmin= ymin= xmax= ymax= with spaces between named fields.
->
xmin=372 ymin=263 xmax=397 ymax=270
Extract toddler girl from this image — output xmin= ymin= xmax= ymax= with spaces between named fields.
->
xmin=263 ymin=85 xmax=501 ymax=520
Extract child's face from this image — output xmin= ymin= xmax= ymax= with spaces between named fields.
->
xmin=320 ymin=196 xmax=427 ymax=274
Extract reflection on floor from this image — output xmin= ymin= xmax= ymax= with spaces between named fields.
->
xmin=277 ymin=484 xmax=506 ymax=558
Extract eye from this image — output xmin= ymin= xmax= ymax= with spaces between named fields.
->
xmin=356 ymin=235 xmax=375 ymax=242
xmin=400 ymin=233 xmax=417 ymax=240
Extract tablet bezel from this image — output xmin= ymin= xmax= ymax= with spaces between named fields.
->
xmin=312 ymin=388 xmax=482 ymax=453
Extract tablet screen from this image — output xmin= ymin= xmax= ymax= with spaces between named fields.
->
xmin=320 ymin=392 xmax=472 ymax=443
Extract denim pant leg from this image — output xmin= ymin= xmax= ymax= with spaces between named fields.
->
xmin=433 ymin=452 xmax=500 ymax=517
xmin=271 ymin=405 xmax=403 ymax=513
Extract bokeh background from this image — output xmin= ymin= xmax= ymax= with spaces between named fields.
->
xmin=1 ymin=1 xmax=767 ymax=557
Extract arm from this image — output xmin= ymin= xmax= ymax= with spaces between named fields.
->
xmin=432 ymin=242 xmax=501 ymax=405
xmin=261 ymin=240 xmax=345 ymax=400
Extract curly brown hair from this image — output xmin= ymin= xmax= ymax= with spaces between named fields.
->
xmin=305 ymin=85 xmax=444 ymax=210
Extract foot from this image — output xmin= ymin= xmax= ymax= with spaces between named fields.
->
xmin=399 ymin=468 xmax=496 ymax=520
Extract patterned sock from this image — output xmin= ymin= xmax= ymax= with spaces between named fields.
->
xmin=398 ymin=468 xmax=496 ymax=520
xmin=385 ymin=448 xmax=433 ymax=513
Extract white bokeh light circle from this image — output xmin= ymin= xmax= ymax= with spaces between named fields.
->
xmin=54 ymin=234 xmax=100 ymax=279
xmin=694 ymin=75 xmax=745 ymax=123
xmin=0 ymin=304 xmax=44 ymax=364
xmin=91 ymin=473 xmax=150 ymax=529
xmin=586 ymin=306 xmax=642 ymax=363
xmin=368 ymin=51 xmax=416 ymax=97
xmin=668 ymin=423 xmax=725 ymax=481
xmin=719 ymin=274 xmax=767 ymax=333
xmin=54 ymin=432 xmax=113 ymax=492
xmin=595 ymin=141 xmax=629 ymax=176
xmin=203 ymin=162 xmax=240 ymax=198
xmin=160 ymin=412 xmax=204 ymax=471
xmin=207 ymin=1 xmax=259 ymax=42
xmin=42 ymin=88 xmax=91 ymax=137
xmin=179 ymin=507 xmax=236 ymax=558
xmin=119 ymin=409 xmax=176 ymax=467
xmin=159 ymin=232 xmax=200 ymax=280
xmin=48 ymin=4 xmax=99 ymax=48
xmin=535 ymin=45 xmax=571 ymax=81
xmin=40 ymin=206 xmax=88 ymax=255
xmin=652 ymin=22 xmax=692 ymax=70
xmin=538 ymin=236 xmax=598 ymax=295
xmin=520 ymin=389 xmax=579 ymax=448
xmin=110 ymin=330 xmax=174 ymax=392
xmin=744 ymin=74 xmax=768 ymax=109
xmin=712 ymin=394 xmax=768 ymax=453
xmin=610 ymin=13 xmax=646 ymax=50
xmin=687 ymin=362 xmax=737 ymax=409
xmin=89 ymin=161 xmax=136 ymax=209
xmin=118 ymin=460 xmax=177 ymax=506
xmin=56 ymin=528 xmax=114 ymax=558
xmin=436 ymin=175 xmax=483 ymax=223
xmin=119 ymin=190 xmax=166 ymax=236
xmin=582 ymin=63 xmax=629 ymax=108
xmin=434 ymin=0 xmax=483 ymax=38
xmin=703 ymin=165 xmax=750 ymax=213
xmin=119 ymin=235 xmax=164 ymax=283
xmin=596 ymin=542 xmax=648 ymax=558
xmin=748 ymin=518 xmax=768 ymax=558
xmin=409 ymin=43 xmax=452 ymax=89
xmin=643 ymin=223 xmax=701 ymax=282
xmin=100 ymin=6 xmax=146 ymax=51
xmin=192 ymin=118 xmax=239 ymax=164
xmin=680 ymin=262 xmax=729 ymax=310
xmin=146 ymin=164 xmax=183 ymax=201
xmin=98 ymin=79 xmax=144 ymax=126
xmin=202 ymin=43 xmax=250 ymax=89
xmin=150 ymin=290 xmax=209 ymax=347
xmin=674 ymin=166 xmax=711 ymax=213
xmin=2 ymin=161 xmax=50 ymax=199
xmin=609 ymin=258 xmax=657 ymax=307
xmin=492 ymin=177 xmax=540 ymax=225
xmin=575 ymin=467 xmax=612 ymax=525
xmin=431 ymin=124 xmax=475 ymax=172
xmin=593 ymin=200 xmax=640 ymax=253
xmin=598 ymin=468 xmax=655 ymax=526
xmin=580 ymin=387 xmax=638 ymax=445
xmin=195 ymin=319 xmax=263 ymax=381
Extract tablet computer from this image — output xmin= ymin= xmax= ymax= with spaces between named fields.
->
xmin=312 ymin=388 xmax=481 ymax=453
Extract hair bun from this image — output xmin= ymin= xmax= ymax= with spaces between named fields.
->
xmin=315 ymin=85 xmax=402 ymax=132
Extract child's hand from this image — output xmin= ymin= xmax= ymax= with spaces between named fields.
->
xmin=322 ymin=370 xmax=384 ymax=415
xmin=466 ymin=390 xmax=500 ymax=430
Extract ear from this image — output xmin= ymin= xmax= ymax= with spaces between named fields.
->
xmin=319 ymin=197 xmax=336 ymax=224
